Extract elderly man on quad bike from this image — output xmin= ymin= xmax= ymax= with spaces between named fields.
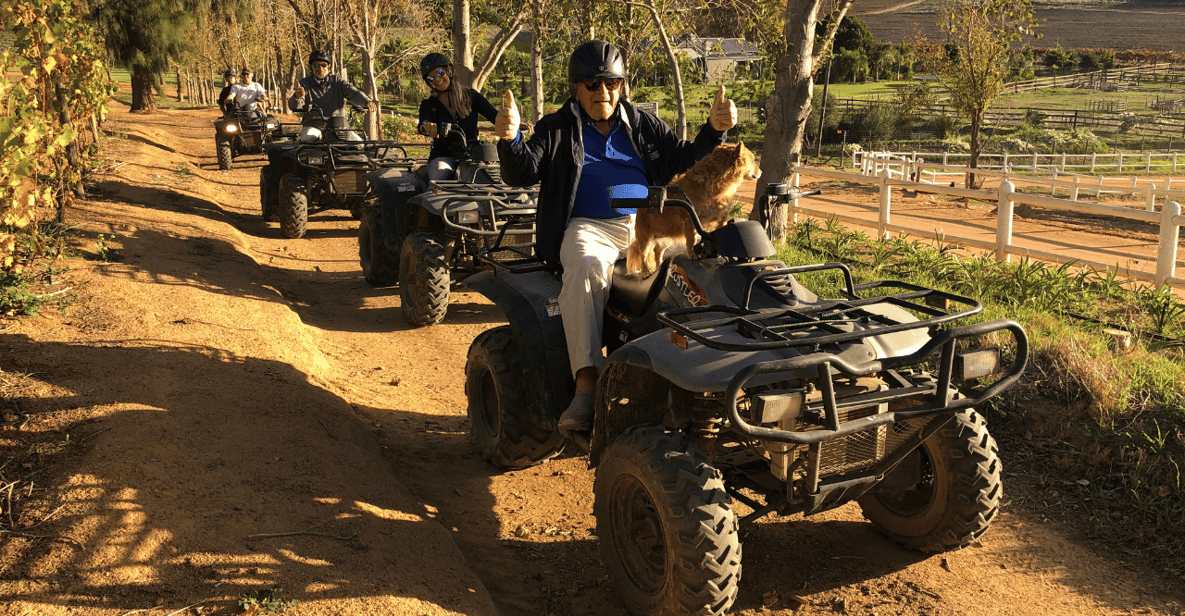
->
xmin=288 ymin=49 xmax=377 ymax=142
xmin=494 ymin=40 xmax=738 ymax=435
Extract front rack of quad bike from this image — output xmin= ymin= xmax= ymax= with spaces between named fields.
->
xmin=292 ymin=141 xmax=428 ymax=196
xmin=655 ymin=262 xmax=1029 ymax=447
xmin=292 ymin=141 xmax=426 ymax=168
xmin=430 ymin=181 xmax=540 ymax=261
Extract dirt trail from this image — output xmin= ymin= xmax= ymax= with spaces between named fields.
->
xmin=0 ymin=104 xmax=1183 ymax=616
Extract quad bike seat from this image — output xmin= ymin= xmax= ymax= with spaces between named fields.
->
xmin=413 ymin=164 xmax=429 ymax=185
xmin=609 ymin=257 xmax=672 ymax=316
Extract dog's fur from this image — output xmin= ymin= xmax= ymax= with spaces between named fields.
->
xmin=626 ymin=141 xmax=760 ymax=276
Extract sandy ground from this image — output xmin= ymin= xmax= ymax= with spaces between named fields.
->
xmin=0 ymin=103 xmax=1183 ymax=616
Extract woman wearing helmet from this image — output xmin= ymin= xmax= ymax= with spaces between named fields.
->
xmin=417 ymin=53 xmax=499 ymax=181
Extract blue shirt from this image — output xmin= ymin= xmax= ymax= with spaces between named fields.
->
xmin=572 ymin=114 xmax=650 ymax=219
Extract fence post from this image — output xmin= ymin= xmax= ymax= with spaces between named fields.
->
xmin=1174 ymin=152 xmax=1178 ymax=173
xmin=996 ymin=180 xmax=1015 ymax=263
xmin=878 ymin=170 xmax=892 ymax=240
xmin=1155 ymin=200 xmax=1181 ymax=287
xmin=1091 ymin=152 xmax=1097 ymax=173
xmin=1032 ymin=152 xmax=1038 ymax=171
xmin=1146 ymin=182 xmax=1158 ymax=212
xmin=943 ymin=152 xmax=949 ymax=166
xmin=1118 ymin=151 xmax=1124 ymax=172
xmin=1096 ymin=176 xmax=1104 ymax=197
xmin=1071 ymin=175 xmax=1081 ymax=201
xmin=1061 ymin=153 xmax=1067 ymax=172
xmin=1146 ymin=153 xmax=1152 ymax=173
xmin=791 ymin=171 xmax=801 ymax=225
xmin=1003 ymin=153 xmax=1009 ymax=171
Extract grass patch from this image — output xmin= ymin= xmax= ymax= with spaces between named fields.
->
xmin=778 ymin=217 xmax=1185 ymax=576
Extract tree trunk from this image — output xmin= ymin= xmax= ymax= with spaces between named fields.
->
xmin=631 ymin=0 xmax=686 ymax=138
xmin=361 ymin=48 xmax=381 ymax=139
xmin=452 ymin=0 xmax=473 ymax=84
xmin=750 ymin=0 xmax=851 ymax=240
xmin=175 ymin=68 xmax=184 ymax=102
xmin=56 ymin=85 xmax=83 ymax=207
xmin=131 ymin=64 xmax=157 ymax=112
xmin=750 ymin=0 xmax=820 ymax=239
xmin=529 ymin=5 xmax=544 ymax=122
xmin=968 ymin=110 xmax=983 ymax=189
xmin=470 ymin=11 xmax=526 ymax=92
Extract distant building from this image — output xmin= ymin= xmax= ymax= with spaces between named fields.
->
xmin=674 ymin=36 xmax=763 ymax=82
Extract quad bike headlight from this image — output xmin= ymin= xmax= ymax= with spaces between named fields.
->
xmin=265 ymin=121 xmax=277 ymax=130
xmin=455 ymin=211 xmax=479 ymax=225
xmin=307 ymin=155 xmax=324 ymax=166
xmin=751 ymin=389 xmax=805 ymax=424
xmin=225 ymin=123 xmax=239 ymax=133
xmin=954 ymin=347 xmax=1001 ymax=381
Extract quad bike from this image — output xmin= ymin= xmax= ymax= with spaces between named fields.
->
xmin=259 ymin=106 xmax=424 ymax=239
xmin=359 ymin=122 xmax=537 ymax=326
xmin=213 ymin=104 xmax=287 ymax=171
xmin=462 ymin=184 xmax=1028 ymax=616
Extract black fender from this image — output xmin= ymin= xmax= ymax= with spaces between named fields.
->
xmin=365 ymin=168 xmax=424 ymax=253
xmin=463 ymin=270 xmax=572 ymax=427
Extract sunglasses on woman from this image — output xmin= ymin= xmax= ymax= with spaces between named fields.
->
xmin=580 ymin=78 xmax=624 ymax=92
xmin=424 ymin=67 xmax=448 ymax=83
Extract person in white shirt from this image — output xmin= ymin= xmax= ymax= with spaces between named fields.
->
xmin=228 ymin=68 xmax=268 ymax=113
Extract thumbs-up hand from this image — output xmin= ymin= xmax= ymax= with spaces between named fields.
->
xmin=495 ymin=89 xmax=520 ymax=142
xmin=709 ymin=84 xmax=737 ymax=132
xmin=294 ymin=84 xmax=305 ymax=98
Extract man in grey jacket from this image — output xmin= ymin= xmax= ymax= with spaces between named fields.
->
xmin=288 ymin=49 xmax=376 ymax=142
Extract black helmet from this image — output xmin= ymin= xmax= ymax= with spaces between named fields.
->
xmin=420 ymin=53 xmax=450 ymax=79
xmin=222 ymin=69 xmax=234 ymax=79
xmin=568 ymin=40 xmax=625 ymax=83
xmin=308 ymin=49 xmax=331 ymax=66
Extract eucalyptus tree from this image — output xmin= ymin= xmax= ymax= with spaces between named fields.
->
xmin=451 ymin=0 xmax=528 ymax=88
xmin=340 ymin=0 xmax=429 ymax=137
xmin=90 ymin=0 xmax=191 ymax=111
xmin=918 ymin=0 xmax=1039 ymax=188
xmin=751 ymin=0 xmax=853 ymax=239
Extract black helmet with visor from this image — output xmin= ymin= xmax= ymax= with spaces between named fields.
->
xmin=308 ymin=49 xmax=331 ymax=67
xmin=568 ymin=40 xmax=626 ymax=83
xmin=420 ymin=53 xmax=451 ymax=83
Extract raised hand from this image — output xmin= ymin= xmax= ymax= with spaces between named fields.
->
xmin=495 ymin=89 xmax=521 ymax=142
xmin=294 ymin=84 xmax=305 ymax=98
xmin=709 ymin=84 xmax=737 ymax=132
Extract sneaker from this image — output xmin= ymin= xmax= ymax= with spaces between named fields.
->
xmin=558 ymin=394 xmax=594 ymax=432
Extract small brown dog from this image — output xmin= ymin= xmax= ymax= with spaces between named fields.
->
xmin=626 ymin=141 xmax=760 ymax=277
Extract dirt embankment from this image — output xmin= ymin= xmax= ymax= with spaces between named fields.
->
xmin=0 ymin=103 xmax=1183 ymax=616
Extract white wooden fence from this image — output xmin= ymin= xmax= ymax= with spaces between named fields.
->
xmin=855 ymin=152 xmax=1185 ymax=208
xmin=788 ymin=163 xmax=1185 ymax=288
xmin=855 ymin=150 xmax=1185 ymax=177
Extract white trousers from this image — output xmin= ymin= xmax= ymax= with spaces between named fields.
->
xmin=559 ymin=215 xmax=635 ymax=377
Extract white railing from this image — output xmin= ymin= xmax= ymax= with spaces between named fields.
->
xmin=855 ymin=150 xmax=1185 ymax=176
xmin=855 ymin=152 xmax=1185 ymax=206
xmin=788 ymin=164 xmax=1185 ymax=288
